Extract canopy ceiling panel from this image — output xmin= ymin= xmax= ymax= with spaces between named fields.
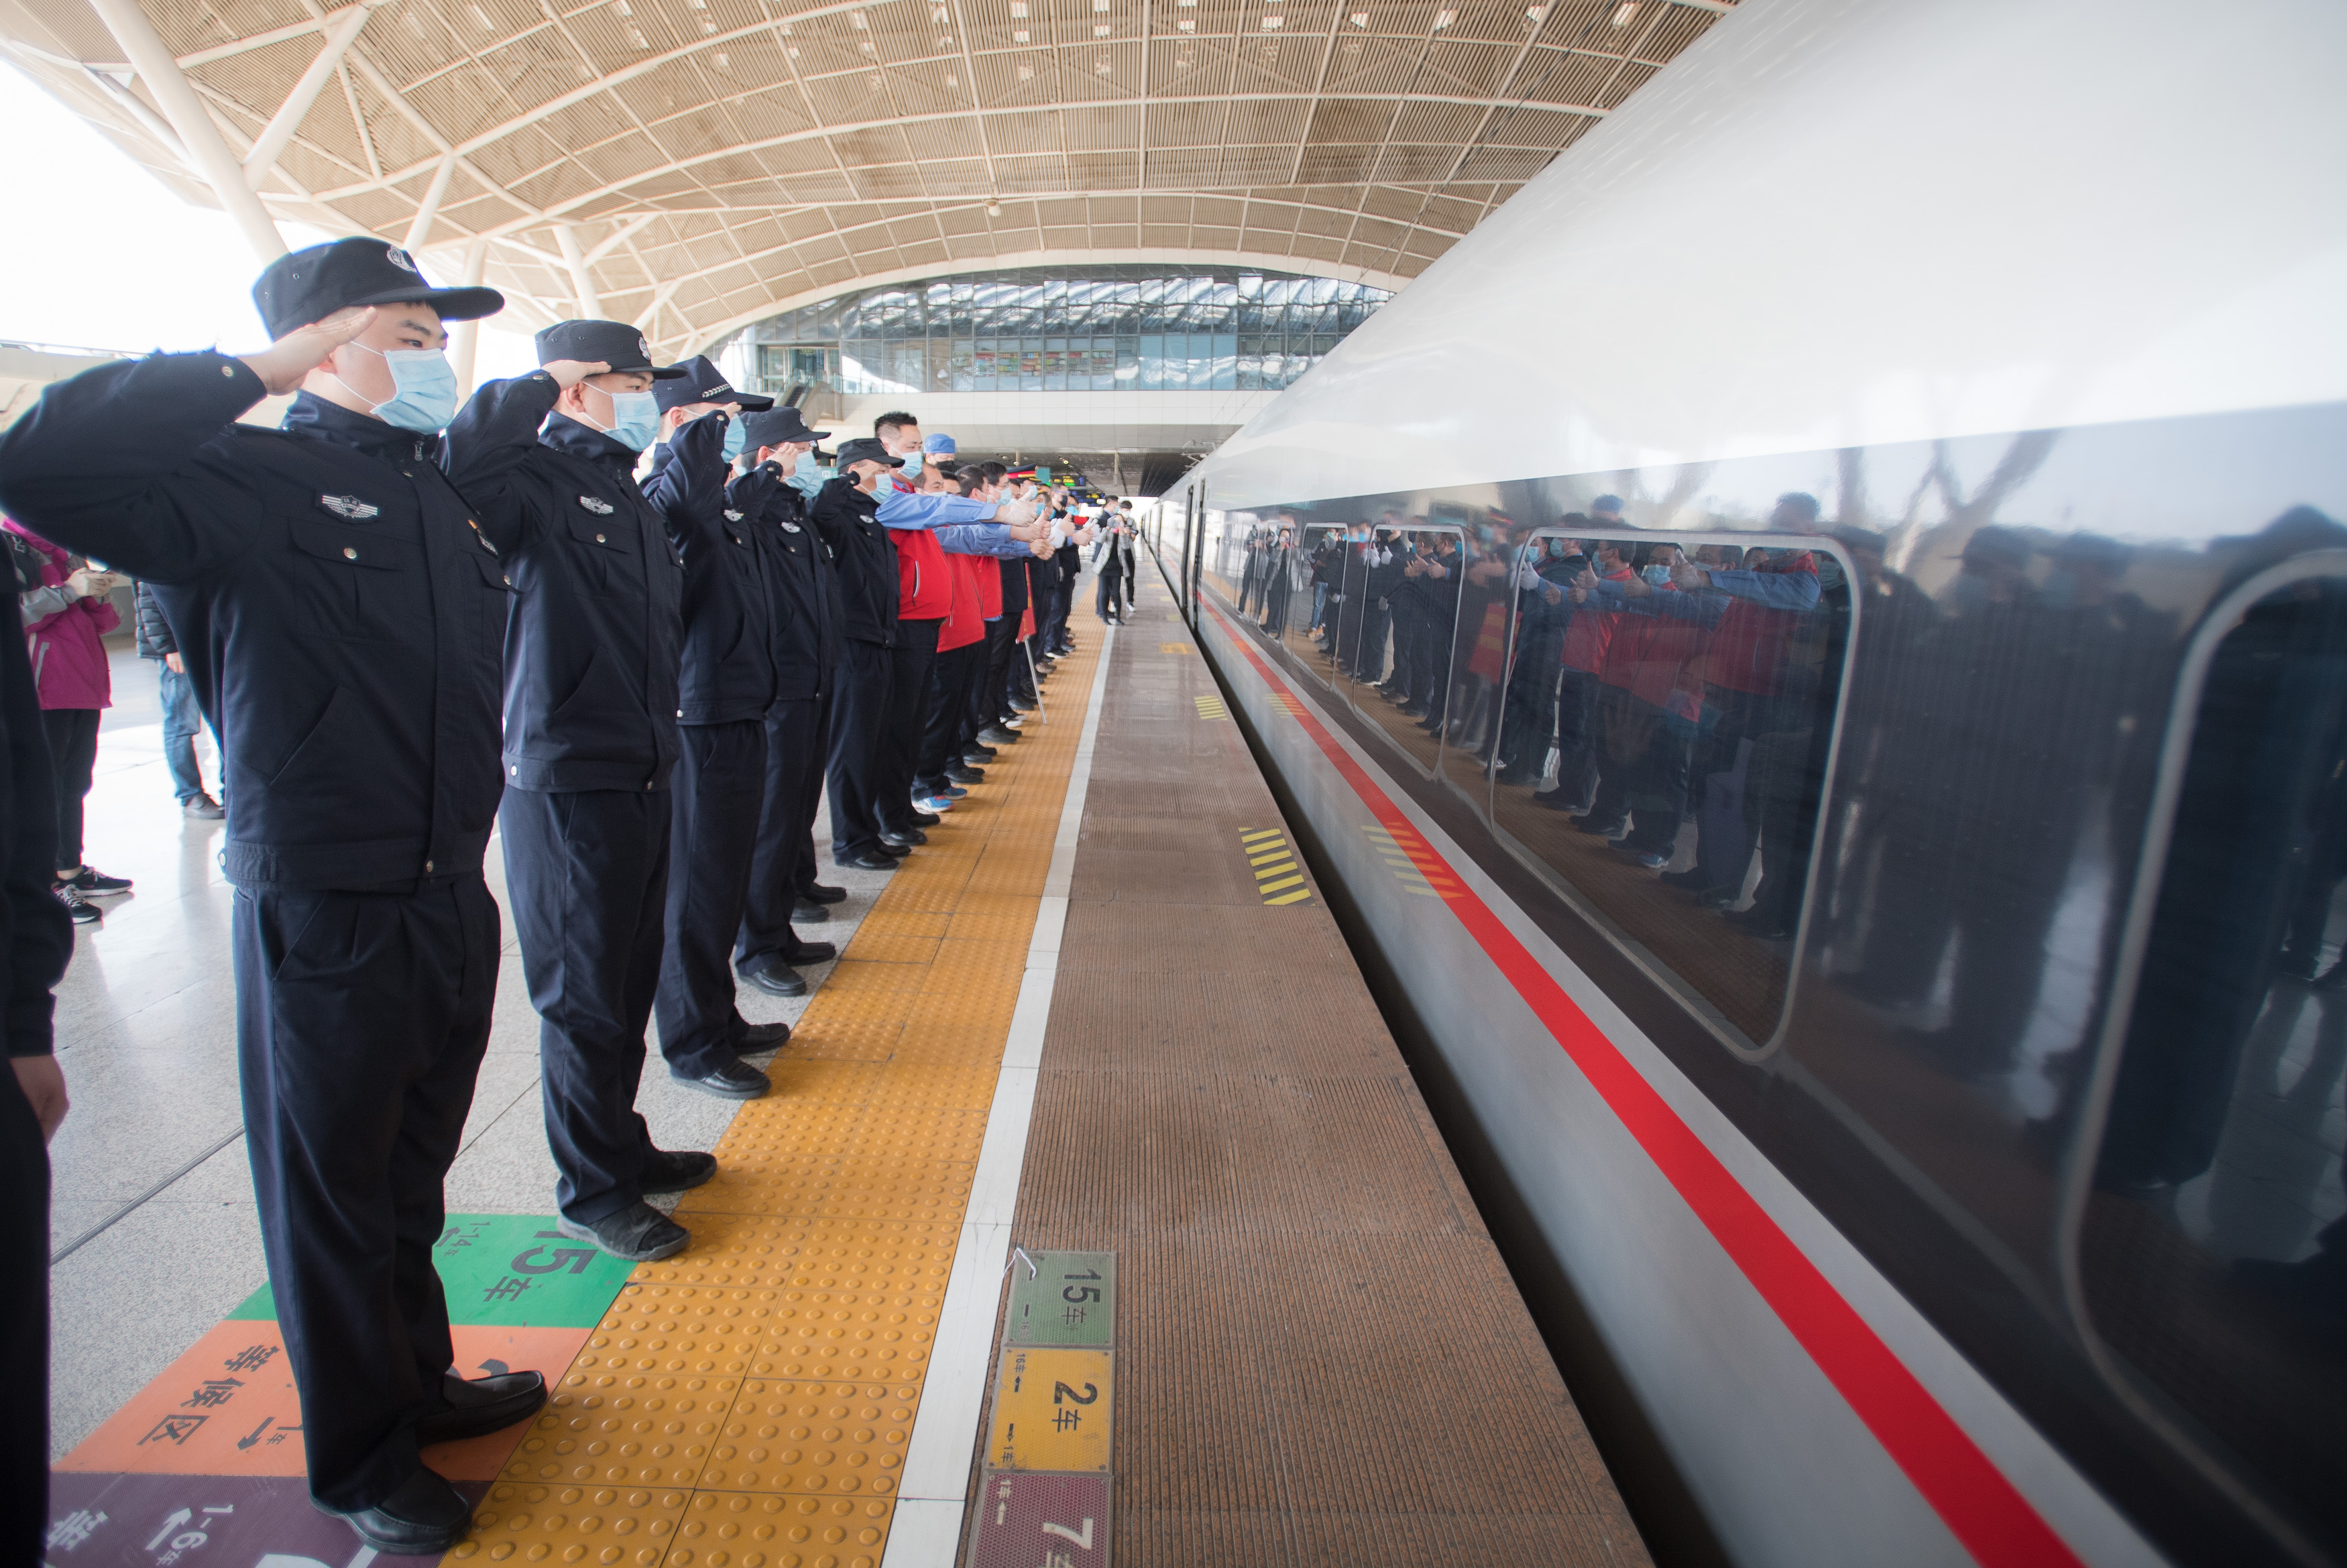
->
xmin=0 ymin=0 xmax=1728 ymax=355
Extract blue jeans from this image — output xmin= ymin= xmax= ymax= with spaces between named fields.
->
xmin=158 ymin=661 xmax=211 ymax=803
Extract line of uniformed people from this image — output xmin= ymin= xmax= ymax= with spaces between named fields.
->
xmin=0 ymin=237 xmax=1084 ymax=1556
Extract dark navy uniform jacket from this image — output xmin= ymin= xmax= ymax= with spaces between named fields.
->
xmin=0 ymin=353 xmax=506 ymax=891
xmin=445 ymin=373 xmax=683 ymax=793
xmin=639 ymin=417 xmax=783 ymax=726
xmin=727 ymin=463 xmax=839 ymax=701
xmin=809 ymin=475 xmax=895 ymax=649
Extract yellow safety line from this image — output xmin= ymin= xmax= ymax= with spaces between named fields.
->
xmin=448 ymin=639 xmax=1102 ymax=1568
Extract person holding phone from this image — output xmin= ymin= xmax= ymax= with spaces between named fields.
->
xmin=5 ymin=522 xmax=129 ymax=923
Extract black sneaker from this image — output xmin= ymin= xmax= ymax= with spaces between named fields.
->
xmin=639 ymin=1148 xmax=718 ymax=1193
xmin=945 ymin=764 xmax=985 ymax=784
xmin=964 ymin=744 xmax=998 ymax=762
xmin=54 ymin=885 xmax=100 ymax=926
xmin=673 ymin=1059 xmax=770 ymax=1099
xmin=60 ymin=865 xmax=132 ymax=896
xmin=907 ymin=808 xmax=942 ymax=827
xmin=558 ymin=1203 xmax=689 ymax=1262
xmin=978 ymin=726 xmax=1022 ymax=746
xmin=182 ymin=794 xmax=226 ymax=820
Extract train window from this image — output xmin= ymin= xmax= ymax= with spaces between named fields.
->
xmin=2073 ymin=566 xmax=2347 ymax=1548
xmin=1486 ymin=530 xmax=1851 ymax=1052
xmin=1327 ymin=523 xmax=1471 ymax=776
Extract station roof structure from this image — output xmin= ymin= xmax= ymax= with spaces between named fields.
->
xmin=1 ymin=0 xmax=1729 ymax=358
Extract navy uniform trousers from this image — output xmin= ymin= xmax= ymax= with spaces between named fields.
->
xmin=500 ymin=790 xmax=671 ymax=1224
xmin=968 ymin=617 xmax=1016 ymax=739
xmin=879 ymin=617 xmax=943 ymax=829
xmin=740 ymin=695 xmax=828 ymax=978
xmin=653 ymin=721 xmax=766 ymax=1078
xmin=827 ymin=642 xmax=894 ymax=862
xmin=234 ymin=875 xmax=498 ymax=1511
xmin=915 ymin=636 xmax=984 ymax=793
xmin=1 ymin=1071 xmax=48 ymax=1559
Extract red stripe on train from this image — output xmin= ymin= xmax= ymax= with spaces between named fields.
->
xmin=1200 ymin=598 xmax=2083 ymax=1568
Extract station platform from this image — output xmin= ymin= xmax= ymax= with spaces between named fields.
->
xmin=40 ymin=566 xmax=1646 ymax=1567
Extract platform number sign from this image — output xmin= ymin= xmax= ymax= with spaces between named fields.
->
xmin=1007 ymin=1251 xmax=1116 ymax=1347
xmin=966 ymin=1471 xmax=1111 ymax=1568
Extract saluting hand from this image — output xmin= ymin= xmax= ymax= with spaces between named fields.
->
xmin=542 ymin=358 xmax=615 ymax=389
xmin=237 ymin=306 xmax=377 ymax=395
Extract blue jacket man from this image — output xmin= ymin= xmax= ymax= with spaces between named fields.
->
xmin=0 ymin=238 xmax=544 ymax=1555
xmin=443 ymin=319 xmax=708 ymax=1268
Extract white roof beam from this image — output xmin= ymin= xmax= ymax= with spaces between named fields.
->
xmin=555 ymin=224 xmax=604 ymax=318
xmin=82 ymin=0 xmax=286 ymax=259
xmin=242 ymin=3 xmax=376 ymax=189
xmin=583 ymin=215 xmax=661 ymax=265
xmin=401 ymin=149 xmax=460 ymax=255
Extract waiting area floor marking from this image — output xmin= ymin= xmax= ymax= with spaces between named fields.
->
xmin=1239 ymin=828 xmax=1313 ymax=906
xmin=42 ymin=637 xmax=1103 ymax=1568
xmin=1157 ymin=643 xmax=1194 ymax=656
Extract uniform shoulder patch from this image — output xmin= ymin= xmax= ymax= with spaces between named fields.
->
xmin=577 ymin=495 xmax=616 ymax=515
xmin=319 ymin=493 xmax=380 ymax=520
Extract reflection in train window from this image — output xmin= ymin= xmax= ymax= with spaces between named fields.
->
xmin=2079 ymin=569 xmax=2347 ymax=1547
xmin=1328 ymin=524 xmax=1471 ymax=776
xmin=1481 ymin=529 xmax=1849 ymax=1050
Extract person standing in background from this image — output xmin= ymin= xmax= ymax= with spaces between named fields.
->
xmin=7 ymin=522 xmax=131 ymax=924
xmin=135 ymin=581 xmax=225 ymax=821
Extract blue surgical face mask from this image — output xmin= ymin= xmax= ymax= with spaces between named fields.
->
xmin=720 ymin=416 xmax=746 ymax=463
xmin=339 ymin=343 xmax=459 ymax=433
xmin=591 ymin=387 xmax=661 ymax=452
xmin=1643 ymin=563 xmax=1672 ymax=586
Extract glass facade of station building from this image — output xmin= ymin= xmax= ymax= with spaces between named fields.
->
xmin=737 ymin=265 xmax=1391 ymax=398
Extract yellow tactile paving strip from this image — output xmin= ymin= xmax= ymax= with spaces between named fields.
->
xmin=447 ymin=636 xmax=1100 ymax=1568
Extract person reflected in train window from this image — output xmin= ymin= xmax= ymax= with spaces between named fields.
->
xmin=1456 ymin=520 xmax=1524 ymax=758
xmin=1385 ymin=533 xmax=1433 ymax=709
xmin=1353 ymin=525 xmax=1405 ymax=685
xmin=1259 ymin=524 xmax=1298 ymax=634
xmin=1850 ymin=524 xmax=2088 ymax=1083
xmin=1586 ymin=542 xmax=1708 ymax=869
xmin=1411 ymin=532 xmax=1467 ymax=737
xmin=1491 ymin=528 xmax=1582 ymax=784
xmin=1591 ymin=493 xmax=1625 ymax=527
xmin=1535 ymin=538 xmax=1632 ymax=813
xmin=2100 ymin=512 xmax=2347 ymax=1201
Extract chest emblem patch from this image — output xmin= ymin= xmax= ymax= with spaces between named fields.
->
xmin=780 ymin=521 xmax=802 ymax=534
xmin=723 ymin=509 xmax=744 ymax=522
xmin=319 ymin=493 xmax=379 ymax=520
xmin=577 ymin=495 xmax=616 ymax=516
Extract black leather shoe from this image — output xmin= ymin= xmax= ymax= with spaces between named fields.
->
xmin=740 ymin=962 xmax=809 ymax=996
xmin=559 ymin=1203 xmax=689 ymax=1262
xmin=836 ymin=851 xmax=900 ymax=871
xmin=329 ymin=1466 xmax=474 ymax=1554
xmin=978 ymin=725 xmax=1022 ymax=745
xmin=779 ymin=936 xmax=836 ymax=964
xmin=673 ymin=1058 xmax=770 ymax=1099
xmin=792 ymin=899 xmax=830 ymax=922
xmin=414 ymin=1370 xmax=548 ymax=1447
xmin=908 ymin=808 xmax=942 ymax=827
xmin=640 ymin=1149 xmax=718 ymax=1193
xmin=964 ymin=744 xmax=997 ymax=762
xmin=739 ymin=1020 xmax=791 ymax=1047
xmin=946 ymin=764 xmax=985 ymax=784
xmin=880 ymin=827 xmax=929 ymax=847
xmin=801 ymin=882 xmax=848 ymax=904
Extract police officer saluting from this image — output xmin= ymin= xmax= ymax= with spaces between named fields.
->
xmin=726 ymin=407 xmax=848 ymax=997
xmin=642 ymin=356 xmax=806 ymax=1099
xmin=0 ymin=239 xmax=542 ymax=1554
xmin=443 ymin=321 xmax=707 ymax=1264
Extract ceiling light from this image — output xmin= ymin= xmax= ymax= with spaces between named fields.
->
xmin=1261 ymin=14 xmax=1281 ymax=26
xmin=1525 ymin=3 xmax=1546 ymax=18
xmin=1610 ymin=1 xmax=1637 ymax=23
xmin=1015 ymin=60 xmax=1031 ymax=76
xmin=1095 ymin=56 xmax=1112 ymax=70
xmin=1094 ymin=22 xmax=1109 ymax=34
xmin=1349 ymin=9 xmax=1367 ymax=23
xmin=1433 ymin=8 xmax=1454 ymax=26
xmin=988 ymin=200 xmax=1003 ymax=216
xmin=1013 ymin=28 xmax=1029 ymax=40
xmin=1177 ymin=15 xmax=1193 ymax=27
xmin=850 ymin=8 xmax=866 ymax=25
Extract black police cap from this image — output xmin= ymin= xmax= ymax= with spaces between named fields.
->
xmin=533 ymin=320 xmax=688 ymax=379
xmin=654 ymin=354 xmax=775 ymax=413
xmin=835 ymin=438 xmax=897 ymax=468
xmin=742 ymin=408 xmax=832 ymax=448
xmin=253 ymin=238 xmax=504 ymax=341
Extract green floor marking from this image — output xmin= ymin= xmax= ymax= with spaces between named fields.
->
xmin=224 ymin=1214 xmax=634 ymax=1329
xmin=1006 ymin=1250 xmax=1117 ymax=1347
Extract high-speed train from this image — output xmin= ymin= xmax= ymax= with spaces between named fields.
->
xmin=1139 ymin=1 xmax=2347 ymax=1565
